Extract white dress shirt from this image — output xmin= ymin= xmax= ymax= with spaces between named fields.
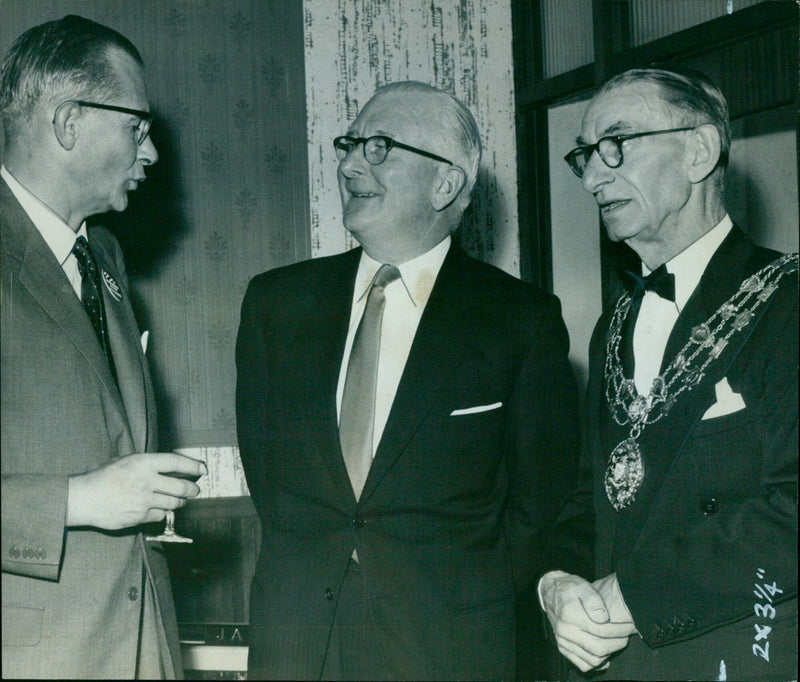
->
xmin=336 ymin=236 xmax=451 ymax=456
xmin=632 ymin=215 xmax=733 ymax=395
xmin=1 ymin=165 xmax=87 ymax=299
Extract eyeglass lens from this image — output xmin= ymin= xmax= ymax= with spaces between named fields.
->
xmin=334 ymin=136 xmax=390 ymax=165
xmin=134 ymin=118 xmax=152 ymax=145
xmin=566 ymin=127 xmax=700 ymax=177
xmin=569 ymin=138 xmax=622 ymax=177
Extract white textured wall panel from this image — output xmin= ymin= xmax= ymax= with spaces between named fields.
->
xmin=304 ymin=0 xmax=519 ymax=275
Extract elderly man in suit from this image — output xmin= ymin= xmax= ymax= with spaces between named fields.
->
xmin=539 ymin=66 xmax=798 ymax=680
xmin=236 ymin=80 xmax=580 ymax=680
xmin=1 ymin=15 xmax=206 ymax=679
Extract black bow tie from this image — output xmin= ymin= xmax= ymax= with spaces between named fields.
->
xmin=622 ymin=264 xmax=676 ymax=314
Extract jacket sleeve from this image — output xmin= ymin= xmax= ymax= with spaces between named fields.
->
xmin=504 ymin=293 xmax=583 ymax=595
xmin=1 ymin=475 xmax=69 ymax=580
xmin=536 ymin=315 xmax=608 ymax=582
xmin=235 ymin=276 xmax=271 ymax=517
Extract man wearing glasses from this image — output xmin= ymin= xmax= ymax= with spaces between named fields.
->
xmin=236 ymin=80 xmax=580 ymax=680
xmin=539 ymin=66 xmax=797 ymax=680
xmin=1 ymin=15 xmax=204 ymax=678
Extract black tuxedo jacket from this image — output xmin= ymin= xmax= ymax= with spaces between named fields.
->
xmin=551 ymin=227 xmax=797 ymax=681
xmin=236 ymin=243 xmax=580 ymax=680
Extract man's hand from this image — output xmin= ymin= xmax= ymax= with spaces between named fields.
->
xmin=67 ymin=452 xmax=207 ymax=529
xmin=592 ymin=573 xmax=638 ymax=631
xmin=539 ymin=570 xmax=636 ymax=672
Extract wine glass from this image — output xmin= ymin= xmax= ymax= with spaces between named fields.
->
xmin=146 ymin=470 xmax=202 ymax=543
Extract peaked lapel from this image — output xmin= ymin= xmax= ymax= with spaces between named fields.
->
xmin=660 ymin=226 xmax=754 ymax=372
xmin=90 ymin=229 xmax=154 ymax=453
xmin=292 ymin=249 xmax=362 ymax=503
xmin=360 ymin=245 xmax=473 ymax=503
xmin=652 ymin=227 xmax=760 ymax=449
xmin=1 ymin=181 xmax=134 ymax=451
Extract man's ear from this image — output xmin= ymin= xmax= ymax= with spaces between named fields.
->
xmin=432 ymin=165 xmax=466 ymax=211
xmin=686 ymin=123 xmax=722 ymax=183
xmin=51 ymin=101 xmax=81 ymax=151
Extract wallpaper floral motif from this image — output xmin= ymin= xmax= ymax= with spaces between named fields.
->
xmin=1 ymin=0 xmax=518 ymax=450
xmin=303 ymin=0 xmax=519 ymax=274
xmin=0 ymin=0 xmax=310 ymax=448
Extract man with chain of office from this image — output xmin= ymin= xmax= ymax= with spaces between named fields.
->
xmin=538 ymin=65 xmax=797 ymax=681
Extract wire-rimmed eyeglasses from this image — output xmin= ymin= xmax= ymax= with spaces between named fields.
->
xmin=63 ymin=100 xmax=154 ymax=145
xmin=564 ymin=126 xmax=700 ymax=178
xmin=333 ymin=135 xmax=453 ymax=166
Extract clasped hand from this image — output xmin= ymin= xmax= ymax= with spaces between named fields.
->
xmin=67 ymin=452 xmax=207 ymax=529
xmin=539 ymin=570 xmax=638 ymax=672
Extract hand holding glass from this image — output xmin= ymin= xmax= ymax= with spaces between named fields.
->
xmin=147 ymin=467 xmax=203 ymax=543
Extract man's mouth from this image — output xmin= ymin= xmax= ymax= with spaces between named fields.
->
xmin=599 ymin=199 xmax=629 ymax=212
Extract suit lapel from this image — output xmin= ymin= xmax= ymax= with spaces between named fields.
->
xmin=90 ymin=231 xmax=153 ymax=453
xmin=653 ymin=226 xmax=757 ymax=447
xmin=360 ymin=245 xmax=471 ymax=502
xmin=293 ymin=250 xmax=362 ymax=502
xmin=1 ymin=184 xmax=131 ymax=445
xmin=660 ymin=227 xmax=754 ymax=372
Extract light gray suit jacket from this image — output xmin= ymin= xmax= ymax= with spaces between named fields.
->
xmin=1 ymin=178 xmax=182 ymax=678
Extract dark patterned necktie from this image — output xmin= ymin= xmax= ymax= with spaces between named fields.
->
xmin=72 ymin=236 xmax=117 ymax=383
xmin=339 ymin=264 xmax=401 ymax=500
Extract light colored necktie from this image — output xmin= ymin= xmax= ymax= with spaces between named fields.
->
xmin=339 ymin=263 xmax=401 ymax=500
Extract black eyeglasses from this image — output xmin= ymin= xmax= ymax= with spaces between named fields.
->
xmin=564 ymin=126 xmax=699 ymax=178
xmin=72 ymin=100 xmax=154 ymax=145
xmin=333 ymin=135 xmax=453 ymax=166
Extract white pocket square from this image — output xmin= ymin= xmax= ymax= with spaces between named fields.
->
xmin=702 ymin=377 xmax=745 ymax=420
xmin=140 ymin=330 xmax=149 ymax=354
xmin=450 ymin=401 xmax=503 ymax=416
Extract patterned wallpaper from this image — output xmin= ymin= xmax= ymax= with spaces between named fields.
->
xmin=1 ymin=0 xmax=517 ymax=449
xmin=303 ymin=0 xmax=519 ymax=274
xmin=0 ymin=0 xmax=310 ymax=448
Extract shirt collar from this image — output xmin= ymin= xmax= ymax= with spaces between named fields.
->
xmin=356 ymin=236 xmax=452 ymax=307
xmin=1 ymin=165 xmax=87 ymax=265
xmin=644 ymin=215 xmax=733 ymax=311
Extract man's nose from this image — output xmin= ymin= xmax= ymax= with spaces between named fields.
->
xmin=139 ymin=134 xmax=158 ymax=166
xmin=581 ymin=150 xmax=611 ymax=193
xmin=338 ymin=142 xmax=368 ymax=177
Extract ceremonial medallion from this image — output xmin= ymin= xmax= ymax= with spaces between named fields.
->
xmin=605 ymin=438 xmax=644 ymax=511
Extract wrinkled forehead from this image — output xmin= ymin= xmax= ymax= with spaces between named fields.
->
xmin=349 ymin=91 xmax=435 ymax=143
xmin=581 ymin=81 xmax=673 ymax=141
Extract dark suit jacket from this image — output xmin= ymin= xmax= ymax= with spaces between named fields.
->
xmin=550 ymin=227 xmax=797 ymax=681
xmin=1 ymin=178 xmax=182 ymax=678
xmin=236 ymin=243 xmax=580 ymax=680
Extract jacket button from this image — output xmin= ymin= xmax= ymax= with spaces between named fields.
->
xmin=35 ymin=548 xmax=46 ymax=560
xmin=352 ymin=517 xmax=366 ymax=528
xmin=700 ymin=498 xmax=718 ymax=515
xmin=325 ymin=588 xmax=334 ymax=601
xmin=9 ymin=545 xmax=21 ymax=559
xmin=128 ymin=587 xmax=139 ymax=601
xmin=22 ymin=548 xmax=34 ymax=559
